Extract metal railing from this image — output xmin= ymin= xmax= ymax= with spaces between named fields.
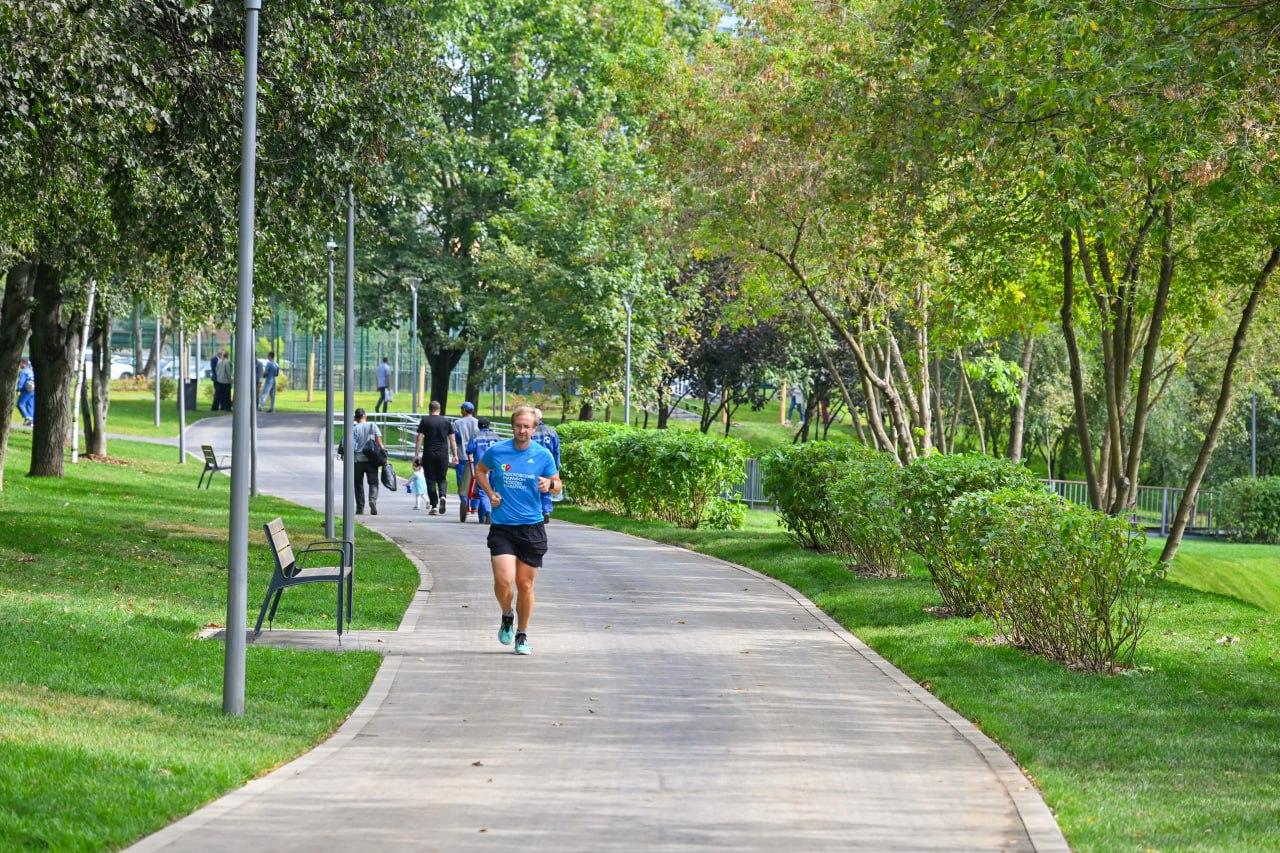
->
xmin=1044 ymin=479 xmax=1220 ymax=536
xmin=332 ymin=413 xmax=512 ymax=460
xmin=728 ymin=458 xmax=775 ymax=509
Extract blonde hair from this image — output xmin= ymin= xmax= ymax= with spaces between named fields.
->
xmin=512 ymin=406 xmax=538 ymax=427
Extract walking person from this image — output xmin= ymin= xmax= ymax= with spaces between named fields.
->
xmin=464 ymin=416 xmax=503 ymax=524
xmin=453 ymin=401 xmax=479 ymax=496
xmin=414 ymin=400 xmax=457 ymax=516
xmin=786 ymin=383 xmax=805 ymax=425
xmin=531 ymin=408 xmax=561 ymax=523
xmin=258 ymin=351 xmax=279 ymax=413
xmin=16 ymin=359 xmax=35 ymax=426
xmin=407 ymin=459 xmax=429 ymax=510
xmin=214 ymin=350 xmax=233 ymax=411
xmin=208 ymin=351 xmax=220 ymax=410
xmin=375 ymin=356 xmax=392 ymax=413
xmin=475 ymin=406 xmax=561 ymax=656
xmin=351 ymin=408 xmax=385 ymax=515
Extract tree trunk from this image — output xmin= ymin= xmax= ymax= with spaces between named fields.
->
xmin=464 ymin=343 xmax=488 ymax=406
xmin=143 ymin=320 xmax=168 ymax=380
xmin=81 ymin=313 xmax=111 ymax=456
xmin=578 ymin=401 xmax=594 ymax=421
xmin=424 ymin=345 xmax=464 ymax=411
xmin=0 ymin=261 xmax=37 ymax=491
xmin=1061 ymin=231 xmax=1101 ymax=509
xmin=28 ymin=263 xmax=82 ymax=478
xmin=958 ymin=350 xmax=986 ymax=455
xmin=1161 ymin=246 xmax=1280 ymax=562
xmin=656 ymin=384 xmax=671 ymax=429
xmin=1009 ymin=334 xmax=1035 ymax=462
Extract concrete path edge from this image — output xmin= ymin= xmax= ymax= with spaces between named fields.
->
xmin=556 ymin=520 xmax=1070 ymax=853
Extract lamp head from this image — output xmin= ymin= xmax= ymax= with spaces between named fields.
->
xmin=325 ymin=240 xmax=338 ymax=252
xmin=622 ymin=289 xmax=636 ymax=310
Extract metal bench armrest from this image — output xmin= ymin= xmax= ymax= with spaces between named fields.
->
xmin=297 ymin=542 xmax=352 ymax=568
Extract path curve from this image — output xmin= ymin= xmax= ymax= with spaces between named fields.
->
xmin=132 ymin=413 xmax=1066 ymax=852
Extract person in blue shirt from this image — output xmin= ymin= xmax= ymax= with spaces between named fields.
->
xmin=531 ymin=408 xmax=561 ymax=523
xmin=16 ymin=359 xmax=35 ymax=426
xmin=464 ymin=416 xmax=503 ymax=524
xmin=375 ymin=357 xmax=391 ymax=413
xmin=476 ymin=406 xmax=561 ymax=656
xmin=258 ymin=351 xmax=279 ymax=413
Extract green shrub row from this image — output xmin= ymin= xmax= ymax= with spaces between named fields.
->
xmin=762 ymin=445 xmax=1163 ymax=671
xmin=560 ymin=426 xmax=749 ymax=529
xmin=1217 ymin=475 xmax=1280 ymax=543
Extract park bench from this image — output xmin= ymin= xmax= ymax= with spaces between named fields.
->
xmin=254 ymin=518 xmax=355 ymax=638
xmin=198 ymin=445 xmax=230 ymax=489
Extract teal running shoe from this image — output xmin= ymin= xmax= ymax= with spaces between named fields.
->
xmin=498 ymin=613 xmax=515 ymax=646
xmin=514 ymin=633 xmax=531 ymax=655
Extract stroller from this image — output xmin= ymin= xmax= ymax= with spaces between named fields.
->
xmin=458 ymin=456 xmax=492 ymax=524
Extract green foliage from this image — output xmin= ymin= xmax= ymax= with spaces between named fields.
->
xmin=828 ymin=451 xmax=908 ymax=578
xmin=898 ymin=454 xmax=1042 ymax=614
xmin=702 ymin=497 xmax=746 ymax=531
xmin=566 ymin=429 xmax=748 ymax=529
xmin=949 ymin=489 xmax=1165 ymax=672
xmin=1218 ymin=476 xmax=1280 ymax=544
xmin=555 ymin=420 xmax=632 ymax=443
xmin=760 ymin=442 xmax=871 ymax=551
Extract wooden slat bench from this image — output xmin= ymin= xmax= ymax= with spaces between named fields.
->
xmin=254 ymin=518 xmax=354 ymax=638
xmin=198 ymin=444 xmax=230 ymax=489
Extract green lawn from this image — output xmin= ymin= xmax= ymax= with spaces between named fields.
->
xmin=1162 ymin=537 xmax=1280 ymax=614
xmin=556 ymin=505 xmax=1280 ymax=852
xmin=0 ymin=431 xmax=418 ymax=850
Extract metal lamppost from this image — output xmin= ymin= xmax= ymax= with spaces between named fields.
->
xmin=224 ymin=0 xmax=261 ymax=717
xmin=409 ymin=277 xmax=420 ymax=414
xmin=622 ymin=289 xmax=636 ymax=427
xmin=325 ymin=239 xmax=337 ymax=538
xmin=176 ymin=320 xmax=186 ymax=463
xmin=154 ymin=314 xmax=162 ymax=427
xmin=342 ymin=185 xmax=356 ymax=551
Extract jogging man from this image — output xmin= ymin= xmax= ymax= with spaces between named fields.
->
xmin=476 ymin=406 xmax=561 ymax=655
xmin=531 ymin=408 xmax=561 ymax=523
xmin=414 ymin=400 xmax=457 ymax=515
xmin=464 ymin=416 xmax=503 ymax=524
xmin=375 ymin=357 xmax=391 ymax=413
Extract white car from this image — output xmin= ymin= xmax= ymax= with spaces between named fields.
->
xmin=84 ymin=354 xmax=136 ymax=380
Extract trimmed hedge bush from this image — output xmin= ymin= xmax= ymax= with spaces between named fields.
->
xmin=948 ymin=488 xmax=1164 ymax=672
xmin=827 ymin=449 xmax=908 ymax=577
xmin=1218 ymin=476 xmax=1280 ymax=543
xmin=555 ymin=420 xmax=632 ymax=443
xmin=561 ymin=428 xmax=748 ymax=529
xmin=898 ymin=453 xmax=1042 ymax=615
xmin=760 ymin=442 xmax=870 ymax=551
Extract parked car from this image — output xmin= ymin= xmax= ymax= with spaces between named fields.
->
xmin=85 ymin=354 xmax=136 ymax=380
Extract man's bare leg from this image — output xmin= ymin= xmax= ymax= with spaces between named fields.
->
xmin=492 ymin=554 xmax=516 ymax=614
xmin=515 ymin=560 xmax=538 ymax=632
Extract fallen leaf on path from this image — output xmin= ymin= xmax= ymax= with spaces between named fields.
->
xmin=472 ymin=760 xmax=483 ymax=766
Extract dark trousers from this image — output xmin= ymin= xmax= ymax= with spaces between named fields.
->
xmin=425 ymin=450 xmax=448 ymax=506
xmin=376 ymin=387 xmax=389 ymax=413
xmin=354 ymin=460 xmax=379 ymax=510
xmin=213 ymin=382 xmax=232 ymax=411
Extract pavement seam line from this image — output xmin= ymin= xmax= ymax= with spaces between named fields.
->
xmin=554 ymin=517 xmax=1070 ymax=853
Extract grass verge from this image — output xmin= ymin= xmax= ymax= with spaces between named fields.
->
xmin=556 ymin=505 xmax=1280 ymax=852
xmin=0 ymin=431 xmax=418 ymax=849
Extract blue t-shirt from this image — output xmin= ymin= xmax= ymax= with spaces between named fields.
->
xmin=480 ymin=439 xmax=557 ymax=525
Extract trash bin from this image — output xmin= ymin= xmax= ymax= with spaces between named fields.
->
xmin=184 ymin=379 xmax=198 ymax=412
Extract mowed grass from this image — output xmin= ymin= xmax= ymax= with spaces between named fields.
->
xmin=1162 ymin=537 xmax=1280 ymax=614
xmin=556 ymin=505 xmax=1280 ymax=852
xmin=0 ymin=431 xmax=418 ymax=850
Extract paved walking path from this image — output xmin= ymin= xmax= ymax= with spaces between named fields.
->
xmin=132 ymin=413 xmax=1066 ymax=851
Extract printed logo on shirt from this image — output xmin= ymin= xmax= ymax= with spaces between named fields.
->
xmin=502 ymin=463 xmax=512 ymax=472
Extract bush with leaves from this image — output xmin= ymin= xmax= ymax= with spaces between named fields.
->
xmin=898 ymin=453 xmax=1042 ymax=615
xmin=948 ymin=488 xmax=1165 ymax=672
xmin=827 ymin=450 xmax=908 ymax=577
xmin=702 ymin=496 xmax=747 ymax=531
xmin=761 ymin=442 xmax=871 ymax=550
xmin=555 ymin=420 xmax=632 ymax=444
xmin=557 ymin=422 xmax=632 ymax=509
xmin=1218 ymin=476 xmax=1280 ymax=544
xmin=589 ymin=429 xmax=749 ymax=528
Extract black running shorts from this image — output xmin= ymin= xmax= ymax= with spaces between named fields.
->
xmin=487 ymin=522 xmax=548 ymax=568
